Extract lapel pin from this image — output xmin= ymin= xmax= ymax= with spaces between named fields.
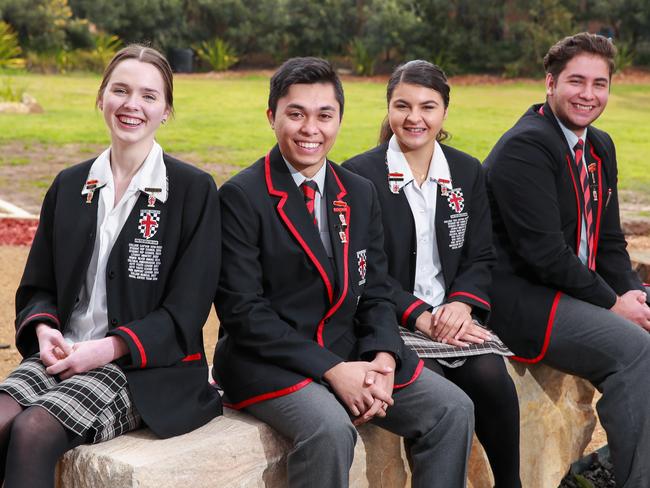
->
xmin=339 ymin=230 xmax=347 ymax=244
xmin=86 ymin=190 xmax=94 ymax=204
xmin=84 ymin=179 xmax=99 ymax=204
xmin=144 ymin=187 xmax=162 ymax=208
xmin=388 ymin=172 xmax=404 ymax=194
xmin=338 ymin=213 xmax=347 ymax=228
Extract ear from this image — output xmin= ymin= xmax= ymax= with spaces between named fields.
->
xmin=266 ymin=108 xmax=275 ymax=128
xmin=545 ymin=73 xmax=555 ymax=97
xmin=97 ymin=100 xmax=103 ymax=111
xmin=443 ymin=107 xmax=448 ymax=121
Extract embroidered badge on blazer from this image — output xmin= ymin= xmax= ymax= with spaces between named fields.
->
xmin=138 ymin=209 xmax=161 ymax=239
xmin=357 ymin=249 xmax=367 ymax=285
xmin=447 ymin=188 xmax=465 ymax=214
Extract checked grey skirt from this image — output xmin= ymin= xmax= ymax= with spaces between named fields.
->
xmin=0 ymin=355 xmax=141 ymax=444
xmin=400 ymin=323 xmax=513 ymax=368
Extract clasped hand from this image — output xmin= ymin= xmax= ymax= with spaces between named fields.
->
xmin=36 ymin=323 xmax=126 ymax=380
xmin=323 ymin=352 xmax=396 ymax=426
xmin=611 ymin=290 xmax=650 ymax=331
xmin=416 ymin=302 xmax=491 ymax=347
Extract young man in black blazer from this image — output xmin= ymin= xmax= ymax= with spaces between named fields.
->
xmin=213 ymin=57 xmax=474 ymax=487
xmin=484 ymin=33 xmax=650 ymax=487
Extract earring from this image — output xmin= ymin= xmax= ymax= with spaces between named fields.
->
xmin=161 ymin=119 xmax=167 ymax=124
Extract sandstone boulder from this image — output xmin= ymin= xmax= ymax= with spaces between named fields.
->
xmin=58 ymin=362 xmax=596 ymax=488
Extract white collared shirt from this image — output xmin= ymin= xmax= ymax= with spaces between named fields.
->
xmin=555 ymin=115 xmax=589 ymax=265
xmin=284 ymin=157 xmax=333 ymax=257
xmin=67 ymin=141 xmax=168 ymax=343
xmin=387 ymin=135 xmax=449 ymax=307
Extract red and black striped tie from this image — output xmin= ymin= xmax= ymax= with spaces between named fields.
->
xmin=574 ymin=139 xmax=595 ymax=269
xmin=300 ymin=180 xmax=319 ymax=227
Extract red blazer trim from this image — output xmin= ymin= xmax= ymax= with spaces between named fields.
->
xmin=394 ymin=359 xmax=424 ymax=389
xmin=264 ymin=152 xmax=334 ymax=304
xmin=20 ymin=312 xmax=60 ymax=329
xmin=448 ymin=291 xmax=490 ymax=309
xmin=117 ymin=326 xmax=147 ymax=368
xmin=644 ymin=283 xmax=650 ymax=287
xmin=316 ymin=165 xmax=350 ymax=346
xmin=589 ymin=144 xmax=604 ymax=269
xmin=181 ymin=352 xmax=202 ymax=362
xmin=511 ymin=291 xmax=562 ymax=363
xmin=401 ymin=299 xmax=425 ymax=327
xmin=565 ymin=154 xmax=583 ymax=252
xmin=223 ymin=378 xmax=313 ymax=410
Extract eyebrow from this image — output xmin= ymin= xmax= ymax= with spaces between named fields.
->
xmin=286 ymin=103 xmax=337 ymax=112
xmin=392 ymin=98 xmax=439 ymax=105
xmin=565 ymin=74 xmax=609 ymax=83
xmin=110 ymin=81 xmax=161 ymax=94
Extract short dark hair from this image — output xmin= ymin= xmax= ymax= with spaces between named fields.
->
xmin=97 ymin=44 xmax=174 ymax=115
xmin=380 ymin=59 xmax=451 ymax=144
xmin=543 ymin=32 xmax=617 ymax=80
xmin=268 ymin=57 xmax=344 ymax=119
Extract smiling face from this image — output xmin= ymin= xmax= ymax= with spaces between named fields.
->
xmin=267 ymin=82 xmax=341 ymax=178
xmin=98 ymin=58 xmax=170 ymax=150
xmin=546 ymin=53 xmax=610 ymax=136
xmin=388 ymin=82 xmax=447 ymax=155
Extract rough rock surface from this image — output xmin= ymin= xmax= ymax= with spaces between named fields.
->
xmin=58 ymin=362 xmax=596 ymax=488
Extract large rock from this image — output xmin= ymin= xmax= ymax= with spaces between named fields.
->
xmin=468 ymin=361 xmax=597 ymax=488
xmin=57 ymin=362 xmax=596 ymax=488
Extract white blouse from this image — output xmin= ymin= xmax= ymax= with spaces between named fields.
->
xmin=386 ymin=135 xmax=452 ymax=308
xmin=66 ymin=142 xmax=168 ymax=343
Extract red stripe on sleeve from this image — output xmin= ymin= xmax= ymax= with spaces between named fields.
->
xmin=117 ymin=326 xmax=147 ymax=368
xmin=401 ymin=299 xmax=425 ymax=327
xmin=448 ymin=291 xmax=491 ymax=309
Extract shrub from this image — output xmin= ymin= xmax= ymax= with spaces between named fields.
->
xmin=0 ymin=21 xmax=26 ymax=69
xmin=194 ymin=38 xmax=238 ymax=71
xmin=350 ymin=38 xmax=375 ymax=76
xmin=0 ymin=77 xmax=26 ymax=102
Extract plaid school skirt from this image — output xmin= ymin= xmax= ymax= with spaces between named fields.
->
xmin=0 ymin=355 xmax=141 ymax=444
xmin=400 ymin=323 xmax=513 ymax=368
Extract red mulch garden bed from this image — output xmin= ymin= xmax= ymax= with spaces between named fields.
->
xmin=0 ymin=218 xmax=38 ymax=246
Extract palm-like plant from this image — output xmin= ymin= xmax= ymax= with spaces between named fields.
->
xmin=195 ymin=38 xmax=238 ymax=72
xmin=0 ymin=22 xmax=26 ymax=70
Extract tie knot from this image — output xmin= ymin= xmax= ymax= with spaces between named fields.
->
xmin=300 ymin=180 xmax=318 ymax=200
xmin=574 ymin=139 xmax=584 ymax=150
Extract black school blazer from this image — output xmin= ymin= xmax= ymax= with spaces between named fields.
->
xmin=212 ymin=145 xmax=423 ymax=409
xmin=483 ymin=102 xmax=646 ymax=362
xmin=343 ymin=142 xmax=495 ymax=330
xmin=15 ymin=154 xmax=222 ymax=438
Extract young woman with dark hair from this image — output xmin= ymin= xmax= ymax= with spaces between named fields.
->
xmin=344 ymin=60 xmax=521 ymax=488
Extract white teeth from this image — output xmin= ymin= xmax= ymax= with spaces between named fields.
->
xmin=406 ymin=127 xmax=425 ymax=132
xmin=575 ymin=104 xmax=593 ymax=110
xmin=118 ymin=116 xmax=143 ymax=126
xmin=297 ymin=142 xmax=320 ymax=149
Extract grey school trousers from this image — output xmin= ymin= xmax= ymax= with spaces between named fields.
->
xmin=543 ymin=290 xmax=650 ymax=488
xmin=245 ymin=367 xmax=474 ymax=488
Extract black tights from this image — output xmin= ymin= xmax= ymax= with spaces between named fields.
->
xmin=0 ymin=393 xmax=83 ymax=488
xmin=423 ymin=355 xmax=522 ymax=488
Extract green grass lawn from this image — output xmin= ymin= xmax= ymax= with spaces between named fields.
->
xmin=1 ymin=72 xmax=649 ymax=191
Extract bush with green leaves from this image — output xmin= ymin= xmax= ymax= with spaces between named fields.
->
xmin=195 ymin=38 xmax=238 ymax=71
xmin=0 ymin=76 xmax=26 ymax=101
xmin=0 ymin=21 xmax=25 ymax=69
xmin=350 ymin=38 xmax=375 ymax=76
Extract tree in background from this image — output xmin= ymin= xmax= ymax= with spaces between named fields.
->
xmin=0 ymin=0 xmax=72 ymax=52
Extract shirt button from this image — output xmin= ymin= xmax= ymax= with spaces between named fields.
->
xmin=111 ymin=318 xmax=118 ymax=326
xmin=108 ymin=270 xmax=116 ymax=279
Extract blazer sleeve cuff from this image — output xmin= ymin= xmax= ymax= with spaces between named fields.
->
xmin=400 ymin=299 xmax=431 ymax=332
xmin=109 ymin=326 xmax=147 ymax=369
xmin=15 ymin=311 xmax=61 ymax=357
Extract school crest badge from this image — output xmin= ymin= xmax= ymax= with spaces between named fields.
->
xmin=447 ymin=188 xmax=465 ymax=214
xmin=357 ymin=249 xmax=367 ymax=285
xmin=138 ymin=209 xmax=160 ymax=239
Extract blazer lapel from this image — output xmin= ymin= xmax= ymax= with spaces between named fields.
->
xmin=264 ymin=146 xmax=336 ymax=303
xmin=325 ymin=163 xmax=351 ymax=305
xmin=435 ymin=178 xmax=453 ymax=287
